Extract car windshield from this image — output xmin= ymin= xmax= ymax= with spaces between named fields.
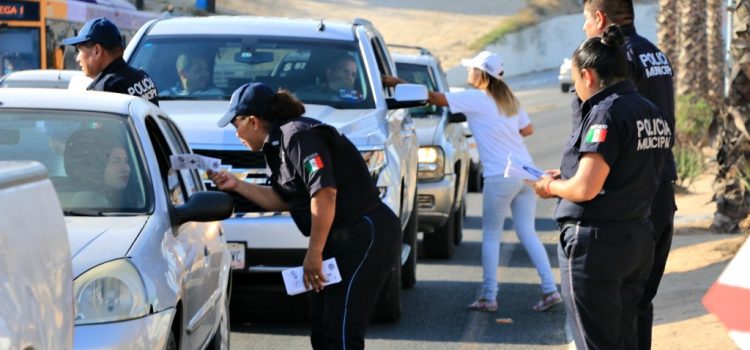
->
xmin=129 ymin=36 xmax=375 ymax=109
xmin=395 ymin=62 xmax=443 ymax=118
xmin=0 ymin=110 xmax=151 ymax=214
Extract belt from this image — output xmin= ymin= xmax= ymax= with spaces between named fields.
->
xmin=556 ymin=217 xmax=650 ymax=230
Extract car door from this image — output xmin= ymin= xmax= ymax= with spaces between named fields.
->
xmin=144 ymin=115 xmax=215 ymax=348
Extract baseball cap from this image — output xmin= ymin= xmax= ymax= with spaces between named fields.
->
xmin=217 ymin=82 xmax=277 ymax=127
xmin=62 ymin=17 xmax=124 ymax=48
xmin=461 ymin=51 xmax=504 ymax=80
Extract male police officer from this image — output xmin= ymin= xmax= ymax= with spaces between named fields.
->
xmin=581 ymin=1 xmax=676 ymax=349
xmin=63 ymin=17 xmax=159 ymax=106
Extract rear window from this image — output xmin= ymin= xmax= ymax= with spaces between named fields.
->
xmin=0 ymin=110 xmax=151 ymax=213
xmin=129 ymin=35 xmax=375 ymax=109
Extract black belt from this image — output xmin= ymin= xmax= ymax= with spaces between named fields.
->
xmin=557 ymin=217 xmax=650 ymax=230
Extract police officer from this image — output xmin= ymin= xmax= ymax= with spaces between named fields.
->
xmin=63 ymin=17 xmax=159 ymax=105
xmin=581 ymin=2 xmax=676 ymax=348
xmin=531 ymin=26 xmax=670 ymax=349
xmin=209 ymin=82 xmax=401 ymax=350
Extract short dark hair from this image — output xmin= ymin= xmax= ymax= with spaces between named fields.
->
xmin=255 ymin=90 xmax=306 ymax=128
xmin=572 ymin=25 xmax=629 ymax=87
xmin=583 ymin=0 xmax=634 ymax=25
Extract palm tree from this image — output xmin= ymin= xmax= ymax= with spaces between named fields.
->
xmin=677 ymin=0 xmax=709 ymax=99
xmin=658 ymin=0 xmax=679 ymax=75
xmin=706 ymin=0 xmax=726 ymax=108
xmin=712 ymin=0 xmax=750 ymax=233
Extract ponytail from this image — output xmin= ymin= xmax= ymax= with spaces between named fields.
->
xmin=257 ymin=89 xmax=306 ymax=128
xmin=477 ymin=71 xmax=520 ymax=117
xmin=572 ymin=24 xmax=628 ymax=87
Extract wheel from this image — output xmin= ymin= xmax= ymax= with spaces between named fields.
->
xmin=561 ymin=83 xmax=571 ymax=93
xmin=453 ymin=203 xmax=465 ymax=245
xmin=401 ymin=199 xmax=418 ymax=289
xmin=371 ymin=262 xmax=402 ymax=323
xmin=423 ymin=209 xmax=455 ymax=259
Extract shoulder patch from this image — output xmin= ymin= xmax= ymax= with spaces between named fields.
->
xmin=585 ymin=124 xmax=608 ymax=143
xmin=304 ymin=153 xmax=324 ymax=176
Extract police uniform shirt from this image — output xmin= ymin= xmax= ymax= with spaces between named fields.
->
xmin=262 ymin=117 xmax=381 ymax=236
xmin=555 ymin=80 xmax=669 ymax=222
xmin=88 ymin=58 xmax=159 ymax=106
xmin=621 ymin=23 xmax=677 ymax=182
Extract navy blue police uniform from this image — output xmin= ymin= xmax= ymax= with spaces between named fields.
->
xmin=62 ymin=17 xmax=159 ymax=106
xmin=620 ymin=23 xmax=677 ymax=349
xmin=88 ymin=58 xmax=159 ymax=106
xmin=556 ymin=80 xmax=670 ymax=349
xmin=262 ymin=116 xmax=401 ymax=350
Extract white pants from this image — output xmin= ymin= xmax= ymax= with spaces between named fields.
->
xmin=480 ymin=175 xmax=557 ymax=300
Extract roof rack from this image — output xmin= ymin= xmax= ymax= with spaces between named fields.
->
xmin=352 ymin=18 xmax=372 ymax=26
xmin=388 ymin=44 xmax=434 ymax=57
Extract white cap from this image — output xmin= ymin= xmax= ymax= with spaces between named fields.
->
xmin=461 ymin=51 xmax=504 ymax=79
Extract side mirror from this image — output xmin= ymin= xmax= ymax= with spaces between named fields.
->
xmin=174 ymin=191 xmax=234 ymax=225
xmin=386 ymin=83 xmax=428 ymax=110
xmin=448 ymin=112 xmax=467 ymax=123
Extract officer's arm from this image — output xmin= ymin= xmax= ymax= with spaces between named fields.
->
xmin=546 ymin=153 xmax=609 ymax=202
xmin=233 ymin=181 xmax=289 ymax=211
xmin=308 ymin=187 xmax=337 ymax=256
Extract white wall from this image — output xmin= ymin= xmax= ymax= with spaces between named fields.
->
xmin=446 ymin=4 xmax=659 ymax=85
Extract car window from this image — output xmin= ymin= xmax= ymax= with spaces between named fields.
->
xmin=0 ymin=109 xmax=151 ymax=213
xmin=395 ymin=62 xmax=444 ymax=117
xmin=145 ymin=116 xmax=187 ymax=206
xmin=129 ymin=36 xmax=375 ymax=109
xmin=157 ymin=116 xmax=202 ymax=195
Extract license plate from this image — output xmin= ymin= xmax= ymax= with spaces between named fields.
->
xmin=227 ymin=242 xmax=245 ymax=270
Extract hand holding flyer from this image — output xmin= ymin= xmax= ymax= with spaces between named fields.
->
xmin=281 ymin=258 xmax=342 ymax=295
xmin=504 ymin=154 xmax=544 ymax=181
xmin=169 ymin=154 xmax=223 ymax=172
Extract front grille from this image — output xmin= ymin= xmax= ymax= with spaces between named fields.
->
xmin=194 ymin=149 xmax=266 ymax=169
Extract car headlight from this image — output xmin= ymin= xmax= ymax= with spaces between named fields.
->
xmin=418 ymin=146 xmax=445 ymax=181
xmin=74 ymin=259 xmax=149 ymax=325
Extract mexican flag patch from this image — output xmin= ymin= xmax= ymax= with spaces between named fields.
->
xmin=585 ymin=124 xmax=608 ymax=143
xmin=304 ymin=154 xmax=324 ymax=175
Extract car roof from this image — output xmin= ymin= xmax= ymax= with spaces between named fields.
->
xmin=147 ymin=16 xmax=358 ymax=41
xmin=0 ymin=88 xmax=148 ymax=116
xmin=1 ymin=69 xmax=83 ymax=82
xmin=392 ymin=53 xmax=439 ymax=67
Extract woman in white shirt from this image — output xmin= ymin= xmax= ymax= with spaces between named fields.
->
xmin=385 ymin=51 xmax=561 ymax=312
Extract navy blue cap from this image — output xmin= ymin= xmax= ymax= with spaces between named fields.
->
xmin=62 ymin=17 xmax=124 ymax=48
xmin=217 ymin=82 xmax=277 ymax=127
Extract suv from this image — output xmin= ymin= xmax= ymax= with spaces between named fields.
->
xmin=391 ymin=45 xmax=470 ymax=259
xmin=125 ymin=16 xmax=426 ymax=320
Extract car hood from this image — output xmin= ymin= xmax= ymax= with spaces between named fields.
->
xmin=414 ymin=117 xmax=441 ymax=145
xmin=65 ymin=216 xmax=148 ymax=278
xmin=160 ymin=101 xmax=382 ymax=148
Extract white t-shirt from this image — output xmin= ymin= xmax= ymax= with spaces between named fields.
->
xmin=445 ymin=89 xmax=534 ymax=178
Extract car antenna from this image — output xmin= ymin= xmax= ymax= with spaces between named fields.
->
xmin=318 ymin=19 xmax=325 ymax=32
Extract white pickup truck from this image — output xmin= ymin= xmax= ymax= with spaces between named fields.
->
xmin=0 ymin=161 xmax=73 ymax=349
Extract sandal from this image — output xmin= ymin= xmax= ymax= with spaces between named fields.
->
xmin=467 ymin=298 xmax=498 ymax=312
xmin=532 ymin=291 xmax=562 ymax=312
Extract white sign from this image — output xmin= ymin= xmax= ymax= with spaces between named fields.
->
xmin=281 ymin=258 xmax=342 ymax=296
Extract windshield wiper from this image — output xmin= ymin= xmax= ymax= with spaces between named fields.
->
xmin=63 ymin=210 xmax=143 ymax=217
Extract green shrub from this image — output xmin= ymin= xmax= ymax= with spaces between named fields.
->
xmin=675 ymin=93 xmax=714 ymax=146
xmin=674 ymin=144 xmax=705 ymax=188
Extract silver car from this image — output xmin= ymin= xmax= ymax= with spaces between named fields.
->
xmin=559 ymin=58 xmax=573 ymax=93
xmin=392 ymin=46 xmax=471 ymax=259
xmin=0 ymin=88 xmax=234 ymax=349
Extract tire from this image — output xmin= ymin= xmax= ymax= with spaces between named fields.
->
xmin=371 ymin=262 xmax=402 ymax=323
xmin=423 ymin=209 xmax=455 ymax=259
xmin=561 ymin=83 xmax=571 ymax=93
xmin=401 ymin=199 xmax=418 ymax=289
xmin=453 ymin=204 xmax=464 ymax=245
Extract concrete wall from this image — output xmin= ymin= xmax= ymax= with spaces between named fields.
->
xmin=446 ymin=4 xmax=659 ymax=85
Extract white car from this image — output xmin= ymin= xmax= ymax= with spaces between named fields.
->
xmin=0 ymin=161 xmax=74 ymax=349
xmin=126 ymin=16 xmax=426 ymax=320
xmin=0 ymin=88 xmax=234 ymax=349
xmin=391 ymin=46 xmax=470 ymax=259
xmin=0 ymin=69 xmax=84 ymax=88
xmin=559 ymin=58 xmax=573 ymax=92
xmin=449 ymin=86 xmax=483 ymax=192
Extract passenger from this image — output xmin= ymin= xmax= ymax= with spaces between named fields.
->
xmin=301 ymin=54 xmax=362 ymax=102
xmin=580 ymin=2 xmax=677 ymax=347
xmin=383 ymin=51 xmax=562 ymax=313
xmin=64 ymin=128 xmax=132 ymax=208
xmin=62 ymin=17 xmax=159 ymax=106
xmin=163 ymin=53 xmax=223 ymax=96
xmin=531 ymin=25 xmax=669 ymax=349
xmin=209 ymin=82 xmax=400 ymax=350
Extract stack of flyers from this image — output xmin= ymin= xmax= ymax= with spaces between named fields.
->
xmin=169 ymin=154 xmax=223 ymax=172
xmin=281 ymin=258 xmax=342 ymax=295
xmin=504 ymin=154 xmax=544 ymax=181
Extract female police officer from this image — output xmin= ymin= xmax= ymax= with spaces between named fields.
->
xmin=209 ymin=82 xmax=400 ymax=350
xmin=531 ymin=25 xmax=670 ymax=349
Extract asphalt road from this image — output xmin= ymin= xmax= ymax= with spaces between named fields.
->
xmin=229 ymin=72 xmax=575 ymax=349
